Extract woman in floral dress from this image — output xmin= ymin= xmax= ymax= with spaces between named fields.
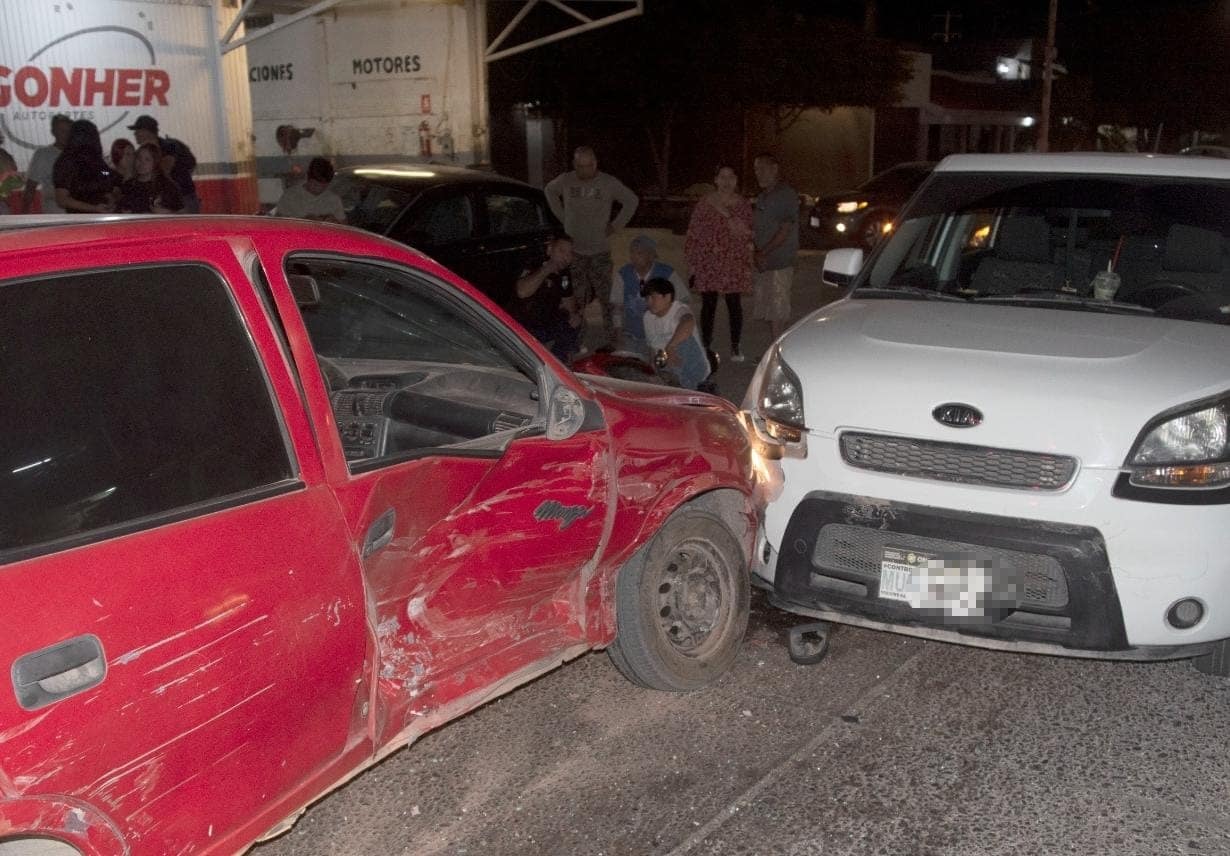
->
xmin=684 ymin=165 xmax=754 ymax=362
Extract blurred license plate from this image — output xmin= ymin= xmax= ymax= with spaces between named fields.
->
xmin=878 ymin=546 xmax=999 ymax=617
xmin=879 ymin=546 xmax=926 ymax=604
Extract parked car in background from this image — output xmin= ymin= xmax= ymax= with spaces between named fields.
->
xmin=330 ymin=164 xmax=559 ymax=305
xmin=0 ymin=215 xmax=755 ymax=855
xmin=746 ymin=153 xmax=1230 ymax=677
xmin=807 ymin=161 xmax=934 ymax=249
xmin=1178 ymin=144 xmax=1230 ymax=159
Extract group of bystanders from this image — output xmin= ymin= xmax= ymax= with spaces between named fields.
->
xmin=6 ymin=114 xmax=198 ymax=216
xmin=511 ymin=146 xmax=799 ymax=389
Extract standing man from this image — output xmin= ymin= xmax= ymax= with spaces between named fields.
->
xmin=128 ymin=115 xmax=199 ymax=213
xmin=274 ymin=157 xmax=345 ymax=222
xmin=545 ymin=146 xmax=639 ymax=350
xmin=23 ymin=114 xmax=71 ymax=214
xmin=752 ymin=153 xmax=799 ymax=342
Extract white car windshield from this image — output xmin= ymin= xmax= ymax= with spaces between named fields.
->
xmin=858 ymin=172 xmax=1230 ymax=325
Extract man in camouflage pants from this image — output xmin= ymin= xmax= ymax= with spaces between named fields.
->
xmin=545 ymin=146 xmax=639 ymax=350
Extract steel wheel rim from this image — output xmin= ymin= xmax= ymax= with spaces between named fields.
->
xmin=653 ymin=537 xmax=734 ymax=658
xmin=862 ymin=219 xmax=882 ymax=248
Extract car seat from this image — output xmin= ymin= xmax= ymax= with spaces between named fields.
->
xmin=1135 ymin=224 xmax=1227 ymax=309
xmin=970 ymin=216 xmax=1062 ymax=295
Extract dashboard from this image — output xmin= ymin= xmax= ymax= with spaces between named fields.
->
xmin=324 ymin=361 xmax=539 ymax=461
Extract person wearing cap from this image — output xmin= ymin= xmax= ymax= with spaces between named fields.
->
xmin=609 ymin=234 xmax=689 ymax=353
xmin=273 ymin=157 xmax=345 ymax=223
xmin=129 ymin=115 xmax=199 ymax=213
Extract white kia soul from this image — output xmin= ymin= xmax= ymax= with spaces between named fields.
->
xmin=743 ymin=153 xmax=1230 ymax=675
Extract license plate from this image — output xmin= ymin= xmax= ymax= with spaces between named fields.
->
xmin=878 ymin=546 xmax=1002 ymax=617
xmin=878 ymin=547 xmax=925 ymax=604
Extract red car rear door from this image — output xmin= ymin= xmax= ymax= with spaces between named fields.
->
xmin=0 ymin=239 xmax=368 ymax=853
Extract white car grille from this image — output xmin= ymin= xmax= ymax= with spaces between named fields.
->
xmin=840 ymin=432 xmax=1078 ymax=491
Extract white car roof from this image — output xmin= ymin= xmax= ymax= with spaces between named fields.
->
xmin=935 ymin=153 xmax=1230 ymax=179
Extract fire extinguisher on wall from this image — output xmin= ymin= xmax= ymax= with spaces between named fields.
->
xmin=418 ymin=121 xmax=432 ymax=158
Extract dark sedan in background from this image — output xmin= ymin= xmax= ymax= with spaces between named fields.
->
xmin=808 ymin=161 xmax=933 ymax=249
xmin=331 ymin=165 xmax=558 ymax=305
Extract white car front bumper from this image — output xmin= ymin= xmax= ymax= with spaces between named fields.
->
xmin=752 ymin=430 xmax=1230 ymax=657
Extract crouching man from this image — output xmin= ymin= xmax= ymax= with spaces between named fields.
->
xmin=508 ymin=233 xmax=583 ymax=362
xmin=643 ymin=277 xmax=709 ymax=390
xmin=610 ymin=234 xmax=690 ymax=352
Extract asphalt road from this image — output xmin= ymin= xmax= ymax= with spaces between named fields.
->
xmin=254 ymin=250 xmax=1230 ymax=855
xmin=254 ymin=592 xmax=1230 ymax=856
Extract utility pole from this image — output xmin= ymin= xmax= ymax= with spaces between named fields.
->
xmin=1038 ymin=0 xmax=1058 ymax=152
xmin=932 ymin=11 xmax=962 ymax=43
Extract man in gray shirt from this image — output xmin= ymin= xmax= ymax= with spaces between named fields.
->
xmin=752 ymin=153 xmax=800 ymax=341
xmin=545 ymin=147 xmax=639 ymax=349
xmin=22 ymin=114 xmax=71 ymax=214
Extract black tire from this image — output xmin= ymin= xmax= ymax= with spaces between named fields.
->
xmin=607 ymin=510 xmax=749 ymax=691
xmin=1193 ymin=640 xmax=1230 ymax=676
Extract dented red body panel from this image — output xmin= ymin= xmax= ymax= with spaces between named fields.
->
xmin=0 ymin=217 xmax=756 ymax=854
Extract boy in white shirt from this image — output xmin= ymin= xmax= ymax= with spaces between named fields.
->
xmin=642 ymin=277 xmax=710 ymax=390
xmin=275 ymin=157 xmax=345 ymax=223
xmin=609 ymin=234 xmax=689 ymax=351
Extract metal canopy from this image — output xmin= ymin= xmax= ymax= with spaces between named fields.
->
xmin=484 ymin=0 xmax=644 ymax=62
xmin=485 ymin=0 xmax=642 ymax=63
xmin=219 ymin=0 xmax=349 ymax=54
xmin=220 ymin=0 xmax=642 ymax=59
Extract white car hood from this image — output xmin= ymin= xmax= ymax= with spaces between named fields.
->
xmin=777 ymin=298 xmax=1230 ymax=468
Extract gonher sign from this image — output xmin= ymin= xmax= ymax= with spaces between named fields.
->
xmin=0 ymin=27 xmax=170 ymax=149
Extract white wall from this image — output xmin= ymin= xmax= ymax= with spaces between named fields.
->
xmin=0 ymin=0 xmax=249 ymax=178
xmin=246 ymin=0 xmax=478 ymax=203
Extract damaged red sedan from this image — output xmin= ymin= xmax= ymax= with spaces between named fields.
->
xmin=0 ymin=217 xmax=756 ymax=855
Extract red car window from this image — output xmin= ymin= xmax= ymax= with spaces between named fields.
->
xmin=0 ymin=263 xmax=294 ymax=563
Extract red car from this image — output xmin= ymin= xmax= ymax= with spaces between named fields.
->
xmin=0 ymin=217 xmax=756 ymax=855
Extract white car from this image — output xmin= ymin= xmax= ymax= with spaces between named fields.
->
xmin=744 ymin=153 xmax=1230 ymax=675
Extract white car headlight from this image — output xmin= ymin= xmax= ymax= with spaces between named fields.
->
xmin=836 ymin=200 xmax=868 ymax=214
xmin=1127 ymin=399 xmax=1230 ymax=488
xmin=756 ymin=349 xmax=806 ymax=444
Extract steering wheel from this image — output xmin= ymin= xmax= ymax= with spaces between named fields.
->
xmin=1132 ymin=281 xmax=1200 ymax=310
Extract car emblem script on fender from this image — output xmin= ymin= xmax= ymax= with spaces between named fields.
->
xmin=933 ymin=403 xmax=983 ymax=428
xmin=534 ymin=500 xmax=592 ymax=531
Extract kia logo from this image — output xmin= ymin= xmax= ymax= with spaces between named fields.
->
xmin=933 ymin=403 xmax=983 ymax=428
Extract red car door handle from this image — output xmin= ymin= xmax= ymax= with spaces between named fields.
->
xmin=362 ymin=509 xmax=396 ymax=558
xmin=12 ymin=634 xmax=107 ymax=710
